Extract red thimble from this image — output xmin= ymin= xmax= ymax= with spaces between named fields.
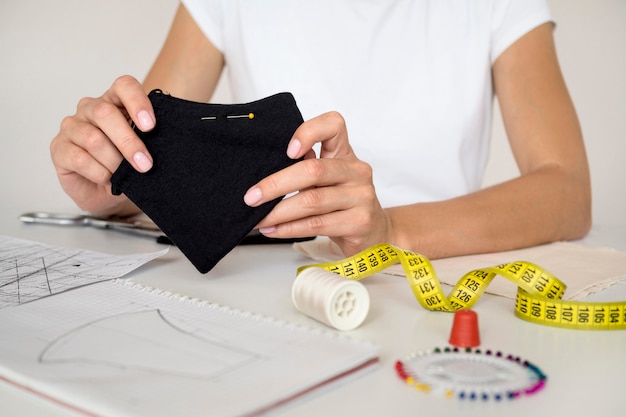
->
xmin=448 ymin=309 xmax=480 ymax=348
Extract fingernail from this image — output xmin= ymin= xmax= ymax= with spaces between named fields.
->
xmin=244 ymin=187 xmax=262 ymax=206
xmin=286 ymin=138 xmax=301 ymax=159
xmin=137 ymin=110 xmax=155 ymax=131
xmin=259 ymin=226 xmax=276 ymax=235
xmin=133 ymin=151 xmax=153 ymax=173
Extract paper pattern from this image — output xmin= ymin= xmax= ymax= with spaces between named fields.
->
xmin=0 ymin=235 xmax=168 ymax=309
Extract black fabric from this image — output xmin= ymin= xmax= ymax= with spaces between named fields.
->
xmin=111 ymin=90 xmax=305 ymax=273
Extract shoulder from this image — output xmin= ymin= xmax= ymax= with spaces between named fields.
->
xmin=490 ymin=0 xmax=553 ymax=62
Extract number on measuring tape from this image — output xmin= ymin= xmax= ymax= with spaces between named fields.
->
xmin=298 ymin=243 xmax=626 ymax=330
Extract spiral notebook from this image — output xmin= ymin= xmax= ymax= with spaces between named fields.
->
xmin=0 ymin=279 xmax=379 ymax=417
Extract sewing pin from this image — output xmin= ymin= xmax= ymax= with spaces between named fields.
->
xmin=200 ymin=113 xmax=255 ymax=120
xmin=227 ymin=113 xmax=255 ymax=119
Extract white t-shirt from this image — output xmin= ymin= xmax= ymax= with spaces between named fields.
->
xmin=181 ymin=0 xmax=552 ymax=207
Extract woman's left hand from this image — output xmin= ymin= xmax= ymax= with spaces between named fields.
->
xmin=243 ymin=111 xmax=392 ymax=256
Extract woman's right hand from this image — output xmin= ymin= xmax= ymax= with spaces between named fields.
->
xmin=50 ymin=75 xmax=155 ymax=216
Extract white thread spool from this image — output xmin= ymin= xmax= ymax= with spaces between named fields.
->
xmin=292 ymin=268 xmax=370 ymax=331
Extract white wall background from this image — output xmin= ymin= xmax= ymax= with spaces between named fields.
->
xmin=1 ymin=1 xmax=624 ymax=230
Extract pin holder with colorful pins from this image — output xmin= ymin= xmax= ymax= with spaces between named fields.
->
xmin=394 ymin=346 xmax=547 ymax=401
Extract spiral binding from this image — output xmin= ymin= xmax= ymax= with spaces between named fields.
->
xmin=115 ymin=279 xmax=375 ymax=347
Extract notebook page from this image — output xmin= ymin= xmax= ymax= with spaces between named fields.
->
xmin=0 ymin=279 xmax=379 ymax=417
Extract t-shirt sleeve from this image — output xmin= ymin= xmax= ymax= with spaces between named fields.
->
xmin=180 ymin=0 xmax=224 ymax=51
xmin=490 ymin=0 xmax=553 ymax=63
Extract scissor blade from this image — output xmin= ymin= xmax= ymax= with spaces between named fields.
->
xmin=87 ymin=217 xmax=162 ymax=232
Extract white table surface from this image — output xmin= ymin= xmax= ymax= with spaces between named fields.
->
xmin=1 ymin=203 xmax=625 ymax=417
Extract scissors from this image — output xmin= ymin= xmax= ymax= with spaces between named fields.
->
xmin=19 ymin=212 xmax=315 ymax=246
xmin=19 ymin=212 xmax=172 ymax=244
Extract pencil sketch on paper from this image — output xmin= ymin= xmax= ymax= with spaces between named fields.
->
xmin=0 ymin=278 xmax=380 ymax=417
xmin=39 ymin=309 xmax=260 ymax=379
xmin=0 ymin=235 xmax=168 ymax=309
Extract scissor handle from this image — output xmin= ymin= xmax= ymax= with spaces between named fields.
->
xmin=19 ymin=212 xmax=90 ymax=226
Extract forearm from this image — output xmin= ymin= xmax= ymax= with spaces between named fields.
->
xmin=387 ymin=164 xmax=591 ymax=259
xmin=386 ymin=22 xmax=592 ymax=259
xmin=142 ymin=4 xmax=223 ymax=102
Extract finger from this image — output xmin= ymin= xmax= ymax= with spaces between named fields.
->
xmin=87 ymin=75 xmax=155 ymax=173
xmin=244 ymin=157 xmax=358 ymax=207
xmin=256 ymin=183 xmax=363 ymax=229
xmin=81 ymin=101 xmax=153 ymax=174
xmin=58 ymin=116 xmax=124 ymax=174
xmin=104 ymin=75 xmax=156 ymax=132
xmin=259 ymin=207 xmax=367 ymax=244
xmin=286 ymin=111 xmax=354 ymax=160
xmin=56 ymin=170 xmax=130 ymax=214
xmin=303 ymin=148 xmax=317 ymax=160
xmin=259 ymin=199 xmax=387 ymax=257
xmin=51 ymin=132 xmax=115 ymax=186
xmin=244 ymin=154 xmax=372 ymax=208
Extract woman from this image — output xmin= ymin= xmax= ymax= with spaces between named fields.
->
xmin=50 ymin=0 xmax=591 ymax=258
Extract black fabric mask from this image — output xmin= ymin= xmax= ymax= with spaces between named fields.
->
xmin=111 ymin=90 xmax=305 ymax=273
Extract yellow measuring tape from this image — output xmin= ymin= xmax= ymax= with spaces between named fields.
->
xmin=298 ymin=243 xmax=626 ymax=330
